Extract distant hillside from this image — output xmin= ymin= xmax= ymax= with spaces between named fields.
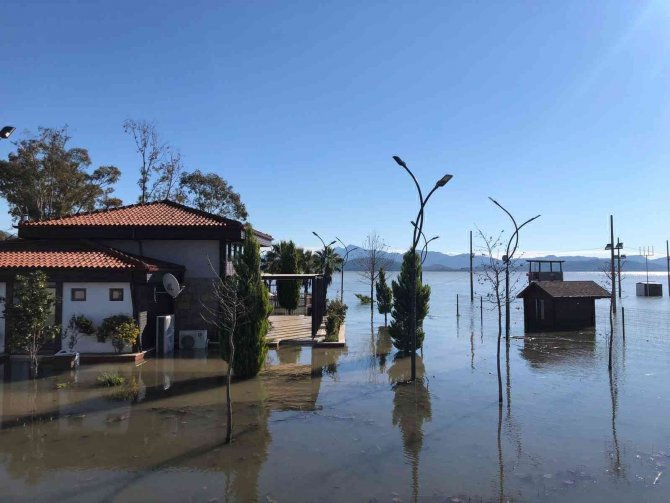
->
xmin=336 ymin=246 xmax=668 ymax=272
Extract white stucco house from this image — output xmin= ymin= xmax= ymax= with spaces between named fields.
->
xmin=0 ymin=200 xmax=272 ymax=357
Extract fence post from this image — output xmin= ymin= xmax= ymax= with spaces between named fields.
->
xmin=621 ymin=306 xmax=625 ymax=341
xmin=480 ymin=296 xmax=483 ymax=325
xmin=456 ymin=294 xmax=460 ymax=317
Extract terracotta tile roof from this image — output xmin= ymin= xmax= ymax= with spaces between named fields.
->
xmin=517 ymin=281 xmax=610 ymax=299
xmin=19 ymin=200 xmax=235 ymax=228
xmin=0 ymin=241 xmax=184 ymax=271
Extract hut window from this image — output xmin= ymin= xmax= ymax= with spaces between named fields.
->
xmin=109 ymin=288 xmax=124 ymax=301
xmin=71 ymin=288 xmax=86 ymax=302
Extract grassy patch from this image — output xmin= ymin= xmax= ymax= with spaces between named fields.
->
xmin=96 ymin=372 xmax=126 ymax=387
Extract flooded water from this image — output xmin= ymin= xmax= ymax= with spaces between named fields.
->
xmin=2 ymin=271 xmax=670 ymax=502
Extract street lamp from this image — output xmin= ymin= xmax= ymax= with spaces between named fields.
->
xmin=335 ymin=236 xmax=358 ymax=302
xmin=0 ymin=126 xmax=15 ymax=140
xmin=394 ymin=155 xmax=453 ymax=382
xmin=489 ymin=197 xmax=540 ymax=342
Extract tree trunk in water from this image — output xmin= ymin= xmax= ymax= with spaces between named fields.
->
xmin=370 ymin=280 xmax=374 ymax=325
xmin=384 ymin=312 xmax=387 ymax=327
xmin=226 ymin=327 xmax=235 ymax=444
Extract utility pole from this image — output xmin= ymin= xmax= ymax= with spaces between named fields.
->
xmin=609 ymin=215 xmax=616 ymax=314
xmin=469 ymin=230 xmax=474 ymax=303
xmin=616 ymin=238 xmax=624 ymax=299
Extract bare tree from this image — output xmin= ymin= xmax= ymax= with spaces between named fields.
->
xmin=201 ymin=271 xmax=246 ymax=444
xmin=123 ymin=119 xmax=184 ymax=204
xmin=598 ymin=262 xmax=620 ymax=371
xmin=476 ymin=230 xmax=506 ymax=405
xmin=356 ymin=232 xmax=393 ymax=324
xmin=152 ymin=149 xmax=184 ymax=201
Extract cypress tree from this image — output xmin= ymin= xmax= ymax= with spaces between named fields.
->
xmin=221 ymin=226 xmax=271 ymax=378
xmin=277 ymin=240 xmax=300 ymax=312
xmin=389 ymin=251 xmax=431 ymax=352
xmin=375 ymin=268 xmax=393 ymax=326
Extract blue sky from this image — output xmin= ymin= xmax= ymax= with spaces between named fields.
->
xmin=2 ymin=1 xmax=669 ymax=257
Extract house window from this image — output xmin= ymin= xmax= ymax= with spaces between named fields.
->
xmin=71 ymin=288 xmax=86 ymax=301
xmin=109 ymin=288 xmax=124 ymax=301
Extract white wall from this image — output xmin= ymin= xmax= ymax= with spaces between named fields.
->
xmin=0 ymin=282 xmax=5 ymax=354
xmin=100 ymin=240 xmax=220 ymax=278
xmin=61 ymin=282 xmax=134 ymax=353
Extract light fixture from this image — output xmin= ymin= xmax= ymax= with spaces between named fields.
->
xmin=392 ymin=155 xmax=407 ymax=168
xmin=436 ymin=174 xmax=453 ymax=187
xmin=0 ymin=126 xmax=15 ymax=139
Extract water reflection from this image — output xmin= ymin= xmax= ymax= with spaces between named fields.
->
xmin=520 ymin=331 xmax=596 ymax=369
xmin=388 ymin=355 xmax=432 ymax=503
xmin=376 ymin=327 xmax=393 ymax=373
xmin=0 ymin=347 xmax=348 ymax=501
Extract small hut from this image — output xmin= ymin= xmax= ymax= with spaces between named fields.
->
xmin=517 ymin=280 xmax=610 ymax=332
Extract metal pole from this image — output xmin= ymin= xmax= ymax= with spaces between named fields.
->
xmin=505 ymin=263 xmax=510 ymax=340
xmin=410 ymin=244 xmax=417 ymax=381
xmin=617 ymin=246 xmax=622 ymax=299
xmin=480 ymin=296 xmax=483 ymax=325
xmin=610 ymin=215 xmax=617 ymax=314
xmin=621 ymin=306 xmax=625 ymax=341
xmin=469 ymin=230 xmax=474 ymax=302
xmin=457 ymin=294 xmax=460 ymax=317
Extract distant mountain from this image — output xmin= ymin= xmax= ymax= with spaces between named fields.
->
xmin=335 ymin=246 xmax=668 ymax=272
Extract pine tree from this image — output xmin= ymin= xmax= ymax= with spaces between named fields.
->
xmin=221 ymin=226 xmax=271 ymax=378
xmin=389 ymin=251 xmax=431 ymax=352
xmin=375 ymin=268 xmax=393 ymax=326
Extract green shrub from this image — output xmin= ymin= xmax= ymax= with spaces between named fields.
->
xmin=72 ymin=315 xmax=96 ymax=335
xmin=325 ymin=299 xmax=348 ymax=341
xmin=99 ymin=315 xmax=140 ymax=353
xmin=97 ymin=372 xmax=126 ymax=387
xmin=355 ymin=293 xmax=372 ymax=305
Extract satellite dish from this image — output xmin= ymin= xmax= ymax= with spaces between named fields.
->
xmin=162 ymin=273 xmax=182 ymax=299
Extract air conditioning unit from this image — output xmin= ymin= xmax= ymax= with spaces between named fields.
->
xmin=179 ymin=329 xmax=208 ymax=350
xmin=156 ymin=315 xmax=175 ymax=355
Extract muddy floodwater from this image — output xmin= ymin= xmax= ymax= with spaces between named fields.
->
xmin=2 ymin=271 xmax=670 ymax=502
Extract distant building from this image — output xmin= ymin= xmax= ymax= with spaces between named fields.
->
xmin=517 ymin=260 xmax=610 ymax=333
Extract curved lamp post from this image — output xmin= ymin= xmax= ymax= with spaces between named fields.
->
xmin=393 ymin=155 xmax=453 ymax=381
xmin=335 ymin=236 xmax=358 ymax=302
xmin=488 ymin=197 xmax=540 ymax=341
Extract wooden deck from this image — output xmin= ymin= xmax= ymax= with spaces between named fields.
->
xmin=266 ymin=315 xmax=324 ymax=347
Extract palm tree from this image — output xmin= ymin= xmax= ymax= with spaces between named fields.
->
xmin=297 ymin=248 xmax=318 ymax=306
xmin=315 ymin=246 xmax=343 ymax=288
xmin=261 ymin=242 xmax=288 ymax=273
